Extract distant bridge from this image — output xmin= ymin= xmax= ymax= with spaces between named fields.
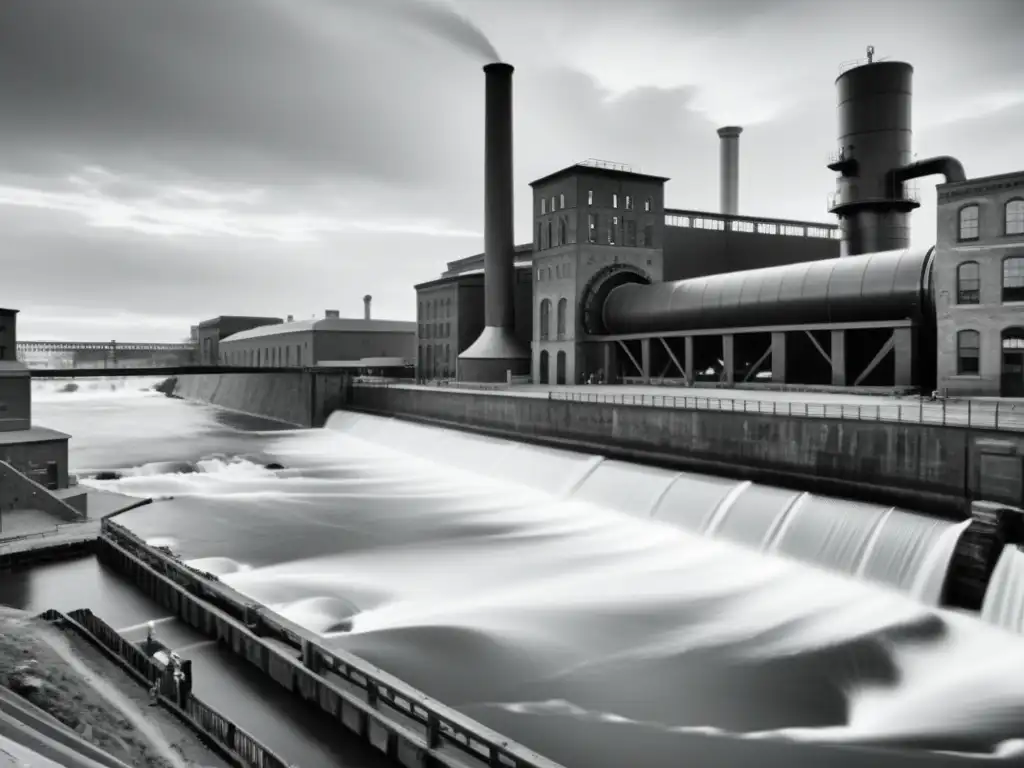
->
xmin=18 ymin=341 xmax=195 ymax=353
xmin=29 ymin=366 xmax=303 ymax=378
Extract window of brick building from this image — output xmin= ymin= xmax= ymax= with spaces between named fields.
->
xmin=1006 ymin=199 xmax=1024 ymax=236
xmin=956 ymin=261 xmax=980 ymax=304
xmin=959 ymin=205 xmax=979 ymax=241
xmin=957 ymin=330 xmax=980 ymax=375
xmin=1003 ymin=256 xmax=1024 ymax=302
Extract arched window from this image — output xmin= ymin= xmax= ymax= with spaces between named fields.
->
xmin=1006 ymin=199 xmax=1024 ymax=236
xmin=1003 ymin=256 xmax=1024 ymax=302
xmin=547 ymin=220 xmax=553 ymax=248
xmin=958 ymin=204 xmax=980 ymax=241
xmin=538 ymin=350 xmax=550 ymax=384
xmin=556 ymin=298 xmax=568 ymax=340
xmin=956 ymin=330 xmax=980 ymax=375
xmin=536 ymin=223 xmax=543 ymax=250
xmin=556 ymin=351 xmax=567 ymax=385
xmin=558 ymin=217 xmax=566 ymax=246
xmin=559 ymin=193 xmax=565 ymax=209
xmin=956 ymin=261 xmax=980 ymax=304
xmin=539 ymin=298 xmax=551 ymax=341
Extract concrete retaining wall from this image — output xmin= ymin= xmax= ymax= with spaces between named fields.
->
xmin=350 ymin=386 xmax=1024 ymax=519
xmin=173 ymin=372 xmax=350 ymax=428
xmin=173 ymin=373 xmax=311 ymax=426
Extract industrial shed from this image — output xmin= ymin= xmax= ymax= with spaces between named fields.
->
xmin=219 ymin=313 xmax=416 ymax=368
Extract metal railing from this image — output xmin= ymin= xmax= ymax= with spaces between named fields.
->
xmin=352 ymin=381 xmax=1024 ymax=432
xmin=99 ymin=519 xmax=563 ymax=768
xmin=37 ymin=607 xmax=288 ymax=768
xmin=549 ymin=390 xmax=1024 ymax=431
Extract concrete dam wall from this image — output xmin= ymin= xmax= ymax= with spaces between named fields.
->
xmin=348 ymin=386 xmax=1024 ymax=519
xmin=173 ymin=372 xmax=349 ymax=428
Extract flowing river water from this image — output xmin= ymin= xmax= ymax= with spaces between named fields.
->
xmin=4 ymin=379 xmax=1024 ymax=768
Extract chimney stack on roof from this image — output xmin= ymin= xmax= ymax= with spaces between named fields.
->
xmin=363 ymin=295 xmax=373 ymax=321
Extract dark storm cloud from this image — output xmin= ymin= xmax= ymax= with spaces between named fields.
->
xmin=0 ymin=0 xmax=484 ymax=187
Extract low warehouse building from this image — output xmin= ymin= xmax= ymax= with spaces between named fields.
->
xmin=219 ymin=310 xmax=416 ymax=368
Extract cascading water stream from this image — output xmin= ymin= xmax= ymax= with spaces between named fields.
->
xmin=325 ymin=412 xmax=969 ymax=604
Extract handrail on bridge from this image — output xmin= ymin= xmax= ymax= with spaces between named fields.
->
xmin=98 ymin=519 xmax=564 ymax=768
xmin=352 ymin=381 xmax=1024 ymax=432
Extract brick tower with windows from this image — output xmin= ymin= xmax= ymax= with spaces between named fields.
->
xmin=529 ymin=161 xmax=667 ymax=385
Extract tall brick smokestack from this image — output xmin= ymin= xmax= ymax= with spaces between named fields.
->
xmin=717 ymin=126 xmax=742 ymax=216
xmin=457 ymin=62 xmax=529 ymax=382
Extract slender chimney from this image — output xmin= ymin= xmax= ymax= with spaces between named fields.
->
xmin=363 ymin=294 xmax=372 ymax=320
xmin=483 ymin=62 xmax=515 ymax=330
xmin=717 ymin=126 xmax=743 ymax=216
xmin=456 ymin=62 xmax=529 ymax=382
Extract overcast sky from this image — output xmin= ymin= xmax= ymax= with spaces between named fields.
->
xmin=2 ymin=0 xmax=1022 ymax=341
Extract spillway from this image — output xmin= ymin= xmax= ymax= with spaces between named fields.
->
xmin=329 ymin=412 xmax=968 ymax=604
xmin=981 ymin=546 xmax=1024 ymax=633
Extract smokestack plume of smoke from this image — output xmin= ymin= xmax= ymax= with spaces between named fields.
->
xmin=717 ymin=126 xmax=743 ymax=216
xmin=363 ymin=294 xmax=372 ymax=320
xmin=372 ymin=0 xmax=500 ymax=62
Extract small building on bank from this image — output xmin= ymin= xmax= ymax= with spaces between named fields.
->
xmin=0 ymin=307 xmax=85 ymax=514
xmin=218 ymin=311 xmax=416 ymax=367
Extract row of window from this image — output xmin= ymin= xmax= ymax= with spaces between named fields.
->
xmin=587 ymin=214 xmax=653 ymax=247
xmin=419 ymin=322 xmax=451 ymax=340
xmin=418 ymin=297 xmax=452 ymax=321
xmin=955 ymin=326 xmax=1024 ymax=375
xmin=954 ymin=255 xmax=1024 ymax=304
xmin=957 ymin=199 xmax=1024 ymax=241
xmin=536 ymin=216 xmax=572 ymax=251
xmin=665 ymin=214 xmax=841 ymax=239
xmin=538 ymin=297 xmax=568 ymax=341
xmin=222 ymin=344 xmax=307 ymax=367
xmin=540 ymin=191 xmax=654 ymax=215
xmin=419 ymin=343 xmax=452 ymax=378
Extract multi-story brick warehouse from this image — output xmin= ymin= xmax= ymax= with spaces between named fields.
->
xmin=934 ymin=171 xmax=1024 ymax=396
xmin=415 ymin=160 xmax=841 ymax=383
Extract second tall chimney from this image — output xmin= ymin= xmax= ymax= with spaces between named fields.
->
xmin=717 ymin=126 xmax=743 ymax=216
xmin=363 ymin=295 xmax=372 ymax=320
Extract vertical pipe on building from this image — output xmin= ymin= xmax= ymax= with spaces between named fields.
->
xmin=363 ymin=295 xmax=372 ymax=321
xmin=717 ymin=126 xmax=743 ymax=216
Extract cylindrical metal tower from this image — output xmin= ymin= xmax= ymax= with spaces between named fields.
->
xmin=457 ymin=62 xmax=529 ymax=382
xmin=717 ymin=126 xmax=743 ymax=216
xmin=362 ymin=294 xmax=372 ymax=320
xmin=828 ymin=56 xmax=919 ymax=256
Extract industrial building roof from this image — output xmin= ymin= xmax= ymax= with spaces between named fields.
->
xmin=530 ymin=162 xmax=671 ymax=189
xmin=222 ymin=317 xmax=416 ymax=343
xmin=196 ymin=315 xmax=281 ymax=329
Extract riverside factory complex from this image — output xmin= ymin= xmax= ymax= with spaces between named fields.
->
xmin=198 ymin=48 xmax=1024 ymax=399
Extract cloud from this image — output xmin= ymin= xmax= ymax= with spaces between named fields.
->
xmin=0 ymin=169 xmax=479 ymax=242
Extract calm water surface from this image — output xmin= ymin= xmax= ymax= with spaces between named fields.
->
xmin=5 ymin=378 xmax=1024 ymax=768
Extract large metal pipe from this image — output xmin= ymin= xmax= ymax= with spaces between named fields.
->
xmin=457 ymin=62 xmax=529 ymax=382
xmin=717 ymin=126 xmax=743 ymax=215
xmin=363 ymin=294 xmax=372 ymax=321
xmin=887 ymin=155 xmax=967 ymax=187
